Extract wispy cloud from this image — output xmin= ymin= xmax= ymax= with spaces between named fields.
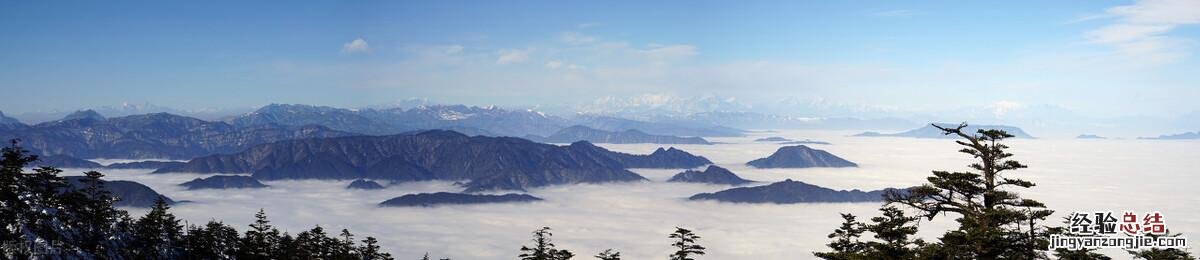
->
xmin=341 ymin=38 xmax=371 ymax=53
xmin=496 ymin=49 xmax=531 ymax=65
xmin=1084 ymin=0 xmax=1200 ymax=65
xmin=638 ymin=44 xmax=698 ymax=61
xmin=1065 ymin=13 xmax=1114 ymax=24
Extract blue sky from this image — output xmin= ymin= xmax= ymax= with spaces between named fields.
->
xmin=1 ymin=0 xmax=1198 ymax=117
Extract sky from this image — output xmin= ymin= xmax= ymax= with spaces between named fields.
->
xmin=2 ymin=0 xmax=1199 ymax=117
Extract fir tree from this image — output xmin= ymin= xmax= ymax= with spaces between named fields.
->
xmin=668 ymin=227 xmax=705 ymax=260
xmin=884 ymin=123 xmax=1053 ymax=259
xmin=181 ymin=220 xmax=240 ymax=259
xmin=813 ymin=213 xmax=867 ymax=259
xmin=359 ymin=236 xmax=393 ymax=260
xmin=863 ymin=207 xmax=924 ymax=259
xmin=293 ymin=226 xmax=328 ymax=259
xmin=71 ymin=170 xmax=127 ymax=257
xmin=238 ymin=208 xmax=282 ymax=259
xmin=333 ymin=228 xmax=359 ymax=259
xmin=0 ymin=141 xmax=78 ymax=258
xmin=131 ymin=198 xmax=184 ymax=259
xmin=519 ymin=226 xmax=575 ymax=260
xmin=595 ymin=249 xmax=621 ymax=260
xmin=277 ymin=232 xmax=299 ymax=259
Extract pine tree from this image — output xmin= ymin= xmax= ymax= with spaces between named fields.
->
xmin=668 ymin=227 xmax=705 ymax=260
xmin=131 ymin=198 xmax=184 ymax=259
xmin=71 ymin=170 xmax=128 ymax=257
xmin=863 ymin=207 xmax=924 ymax=259
xmin=0 ymin=141 xmax=79 ymax=258
xmin=333 ymin=228 xmax=359 ymax=259
xmin=181 ymin=220 xmax=240 ymax=259
xmin=359 ymin=236 xmax=393 ymax=260
xmin=277 ymin=232 xmax=299 ymax=259
xmin=814 ymin=213 xmax=867 ymax=259
xmin=238 ymin=208 xmax=282 ymax=259
xmin=294 ymin=225 xmax=340 ymax=259
xmin=595 ymin=249 xmax=621 ymax=260
xmin=884 ymin=123 xmax=1053 ymax=259
xmin=519 ymin=226 xmax=575 ymax=260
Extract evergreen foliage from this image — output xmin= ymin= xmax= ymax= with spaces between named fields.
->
xmin=519 ymin=226 xmax=575 ymax=260
xmin=668 ymin=227 xmax=705 ymax=260
xmin=0 ymin=140 xmax=404 ymax=259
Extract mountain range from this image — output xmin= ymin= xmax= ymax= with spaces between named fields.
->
xmin=688 ymin=179 xmax=897 ymax=203
xmin=378 ymin=192 xmax=543 ymax=207
xmin=0 ymin=104 xmax=748 ymax=161
xmin=854 ymin=123 xmax=1034 ymax=139
xmin=528 ymin=125 xmax=711 ymax=144
xmin=0 ymin=110 xmax=355 ymax=159
xmin=1140 ymin=131 xmax=1200 ymax=140
xmin=231 ymin=104 xmax=568 ymax=137
xmin=154 ymin=130 xmax=712 ymax=192
xmin=179 ymin=175 xmax=269 ymax=190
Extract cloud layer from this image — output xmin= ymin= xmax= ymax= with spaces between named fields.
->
xmin=89 ymin=130 xmax=1200 ymax=259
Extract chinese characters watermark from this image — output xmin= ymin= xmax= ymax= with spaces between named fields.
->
xmin=1050 ymin=211 xmax=1188 ymax=250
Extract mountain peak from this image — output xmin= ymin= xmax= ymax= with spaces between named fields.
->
xmin=61 ymin=109 xmax=105 ymax=122
xmin=0 ymin=111 xmax=23 ymax=126
xmin=746 ymin=145 xmax=857 ymax=168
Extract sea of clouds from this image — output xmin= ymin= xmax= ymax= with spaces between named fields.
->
xmin=73 ymin=130 xmax=1199 ymax=259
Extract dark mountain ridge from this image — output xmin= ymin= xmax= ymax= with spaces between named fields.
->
xmin=63 ymin=176 xmax=174 ymax=207
xmin=746 ymin=145 xmax=857 ymax=168
xmin=155 ymin=130 xmax=712 ymax=192
xmin=854 ymin=123 xmax=1034 ymax=139
xmin=179 ymin=175 xmax=268 ymax=190
xmin=688 ymin=179 xmax=899 ymax=203
xmin=0 ymin=111 xmax=356 ymax=159
xmin=667 ymin=165 xmax=754 ymax=185
xmin=378 ymin=192 xmax=543 ymax=207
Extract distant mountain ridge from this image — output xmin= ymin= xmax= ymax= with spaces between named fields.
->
xmin=529 ymin=125 xmax=711 ymax=144
xmin=571 ymin=114 xmax=745 ymax=137
xmin=0 ymin=111 xmax=356 ymax=159
xmin=0 ymin=111 xmax=25 ymax=126
xmin=0 ymin=104 xmax=748 ymax=161
xmin=854 ymin=123 xmax=1034 ymax=139
xmin=378 ymin=192 xmax=542 ymax=207
xmin=155 ymin=130 xmax=712 ymax=192
xmin=688 ymin=179 xmax=897 ymax=203
xmin=231 ymin=104 xmax=569 ymax=137
xmin=179 ymin=175 xmax=268 ymax=190
xmin=667 ymin=165 xmax=754 ymax=185
xmin=1140 ymin=131 xmax=1200 ymax=140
